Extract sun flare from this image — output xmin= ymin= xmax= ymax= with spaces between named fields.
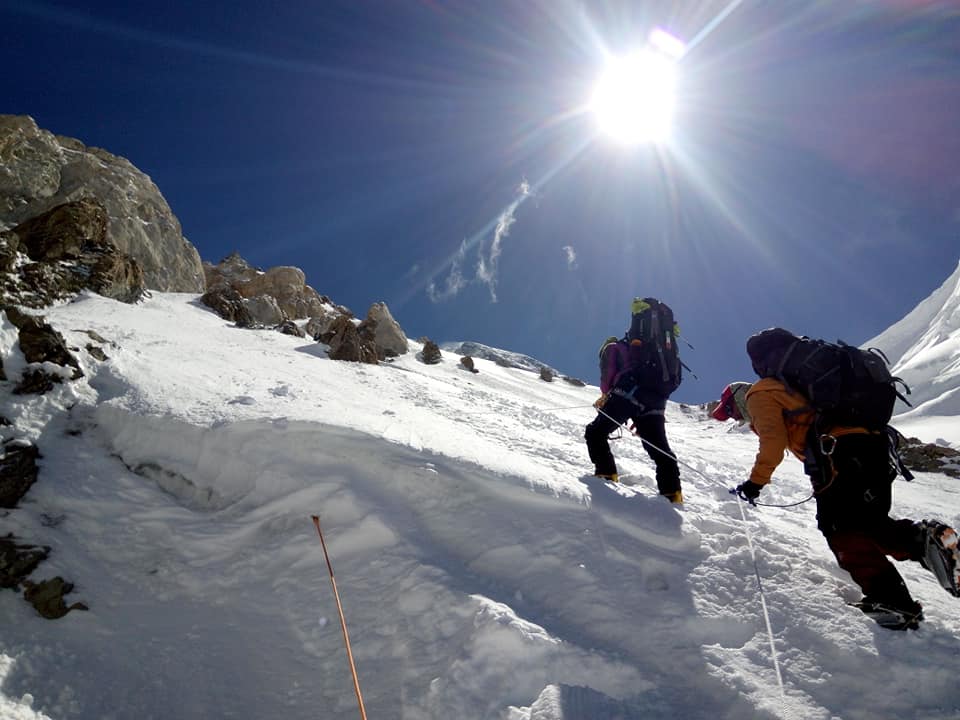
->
xmin=590 ymin=49 xmax=677 ymax=145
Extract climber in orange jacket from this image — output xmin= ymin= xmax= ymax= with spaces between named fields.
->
xmin=711 ymin=329 xmax=960 ymax=630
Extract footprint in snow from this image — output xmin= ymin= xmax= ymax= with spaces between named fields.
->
xmin=228 ymin=396 xmax=257 ymax=405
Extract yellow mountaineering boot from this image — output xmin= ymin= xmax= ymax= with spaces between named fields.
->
xmin=662 ymin=490 xmax=683 ymax=504
xmin=596 ymin=473 xmax=619 ymax=483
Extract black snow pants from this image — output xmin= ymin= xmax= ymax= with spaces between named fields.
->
xmin=806 ymin=430 xmax=923 ymax=608
xmin=584 ymin=389 xmax=680 ymax=496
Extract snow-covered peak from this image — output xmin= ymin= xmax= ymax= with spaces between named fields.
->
xmin=441 ymin=340 xmax=562 ymax=376
xmin=864 ymin=260 xmax=960 ymax=444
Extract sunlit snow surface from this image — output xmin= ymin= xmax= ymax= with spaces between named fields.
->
xmin=0 ymin=290 xmax=958 ymax=720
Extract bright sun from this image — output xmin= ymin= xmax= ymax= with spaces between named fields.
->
xmin=590 ymin=49 xmax=677 ymax=145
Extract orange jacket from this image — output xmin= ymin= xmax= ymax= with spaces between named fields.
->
xmin=744 ymin=378 xmax=815 ymax=486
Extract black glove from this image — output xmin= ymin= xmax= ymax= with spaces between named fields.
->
xmin=734 ymin=480 xmax=763 ymax=504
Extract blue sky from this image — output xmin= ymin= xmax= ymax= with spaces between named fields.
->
xmin=3 ymin=0 xmax=958 ymax=404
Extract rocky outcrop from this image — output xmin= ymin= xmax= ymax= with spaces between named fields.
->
xmin=204 ymin=253 xmax=410 ymax=362
xmin=419 ymin=338 xmax=442 ymax=365
xmin=305 ymin=305 xmax=347 ymax=341
xmin=277 ymin=320 xmax=305 ymax=338
xmin=460 ymin=355 xmax=478 ymax=373
xmin=0 ymin=535 xmax=48 ymax=588
xmin=5 ymin=308 xmax=82 ymax=377
xmin=200 ymin=286 xmax=254 ymax=328
xmin=322 ymin=315 xmax=378 ymax=364
xmin=899 ymin=436 xmax=960 ymax=479
xmin=0 ymin=114 xmax=204 ymax=292
xmin=366 ymin=302 xmax=408 ymax=358
xmin=244 ymin=295 xmax=286 ymax=327
xmin=0 ymin=440 xmax=40 ymax=508
xmin=1 ymin=308 xmax=82 ymax=395
xmin=1 ymin=199 xmax=146 ymax=307
xmin=203 ymin=253 xmax=327 ymax=321
xmin=23 ymin=576 xmax=88 ymax=619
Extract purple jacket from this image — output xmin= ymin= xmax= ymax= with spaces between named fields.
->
xmin=599 ymin=340 xmax=630 ymax=394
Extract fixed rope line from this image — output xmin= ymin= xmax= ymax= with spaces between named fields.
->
xmin=540 ymin=402 xmax=596 ymax=412
xmin=596 ymin=407 xmax=813 ymax=508
xmin=733 ymin=493 xmax=787 ymax=700
xmin=597 ymin=405 xmax=788 ymax=700
xmin=311 ymin=515 xmax=368 ymax=720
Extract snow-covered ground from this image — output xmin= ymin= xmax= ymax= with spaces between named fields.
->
xmin=1 ymin=291 xmax=959 ymax=720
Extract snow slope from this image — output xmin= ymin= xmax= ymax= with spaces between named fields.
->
xmin=865 ymin=260 xmax=960 ymax=447
xmin=1 ymin=291 xmax=959 ymax=720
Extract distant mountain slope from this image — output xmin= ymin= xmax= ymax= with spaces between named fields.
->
xmin=442 ymin=340 xmax=562 ymax=376
xmin=864 ymin=260 xmax=960 ymax=444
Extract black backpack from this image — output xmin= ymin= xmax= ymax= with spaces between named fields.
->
xmin=746 ymin=327 xmax=911 ymax=430
xmin=624 ymin=297 xmax=682 ymax=396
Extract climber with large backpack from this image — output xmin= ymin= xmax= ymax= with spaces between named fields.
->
xmin=585 ymin=297 xmax=683 ymax=503
xmin=718 ymin=327 xmax=960 ymax=630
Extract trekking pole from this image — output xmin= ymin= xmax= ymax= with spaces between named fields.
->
xmin=680 ymin=360 xmax=699 ymax=381
xmin=540 ymin=403 xmax=596 ymax=412
xmin=311 ymin=515 xmax=368 ymax=720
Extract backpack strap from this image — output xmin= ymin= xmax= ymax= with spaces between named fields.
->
xmin=886 ymin=426 xmax=914 ymax=481
xmin=893 ymin=376 xmax=912 ymax=407
xmin=764 ymin=338 xmax=802 ymax=383
xmin=648 ymin=306 xmax=670 ymax=383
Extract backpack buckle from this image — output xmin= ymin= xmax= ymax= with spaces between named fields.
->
xmin=819 ymin=433 xmax=837 ymax=456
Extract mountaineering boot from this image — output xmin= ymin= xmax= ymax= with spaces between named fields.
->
xmin=919 ymin=521 xmax=960 ymax=597
xmin=854 ymin=597 xmax=924 ymax=631
xmin=596 ymin=473 xmax=619 ymax=483
xmin=661 ymin=490 xmax=683 ymax=504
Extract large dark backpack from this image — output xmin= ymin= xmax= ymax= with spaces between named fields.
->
xmin=623 ymin=297 xmax=682 ymax=397
xmin=746 ymin=327 xmax=911 ymax=430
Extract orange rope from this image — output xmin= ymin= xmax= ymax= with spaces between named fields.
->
xmin=311 ymin=515 xmax=368 ymax=720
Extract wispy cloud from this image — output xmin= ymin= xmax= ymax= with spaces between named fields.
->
xmin=426 ymin=240 xmax=468 ymax=303
xmin=477 ymin=180 xmax=531 ymax=302
xmin=427 ymin=179 xmax=532 ymax=304
xmin=562 ymin=245 xmax=578 ymax=271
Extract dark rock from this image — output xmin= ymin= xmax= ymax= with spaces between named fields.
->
xmin=200 ymin=286 xmax=255 ymax=327
xmin=561 ymin=376 xmax=586 ymax=387
xmin=899 ymin=436 xmax=960 ymax=479
xmin=86 ymin=343 xmax=108 ymax=361
xmin=15 ymin=314 xmax=82 ymax=376
xmin=1 ymin=199 xmax=146 ymax=306
xmin=539 ymin=367 xmax=555 ymax=382
xmin=0 ymin=439 xmax=41 ymax=507
xmin=276 ymin=320 xmax=305 ymax=338
xmin=13 ymin=368 xmax=60 ymax=395
xmin=23 ymin=576 xmax=88 ymax=619
xmin=0 ymin=230 xmax=20 ymax=272
xmin=15 ymin=197 xmax=107 ymax=261
xmin=420 ymin=339 xmax=442 ymax=365
xmin=325 ymin=315 xmax=378 ymax=364
xmin=460 ymin=355 xmax=478 ymax=373
xmin=0 ymin=534 xmax=49 ymax=589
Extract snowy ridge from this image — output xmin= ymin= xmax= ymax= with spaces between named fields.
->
xmin=0 ymin=292 xmax=958 ymax=720
xmin=864 ymin=261 xmax=960 ymax=446
xmin=441 ymin=341 xmax=563 ymax=377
